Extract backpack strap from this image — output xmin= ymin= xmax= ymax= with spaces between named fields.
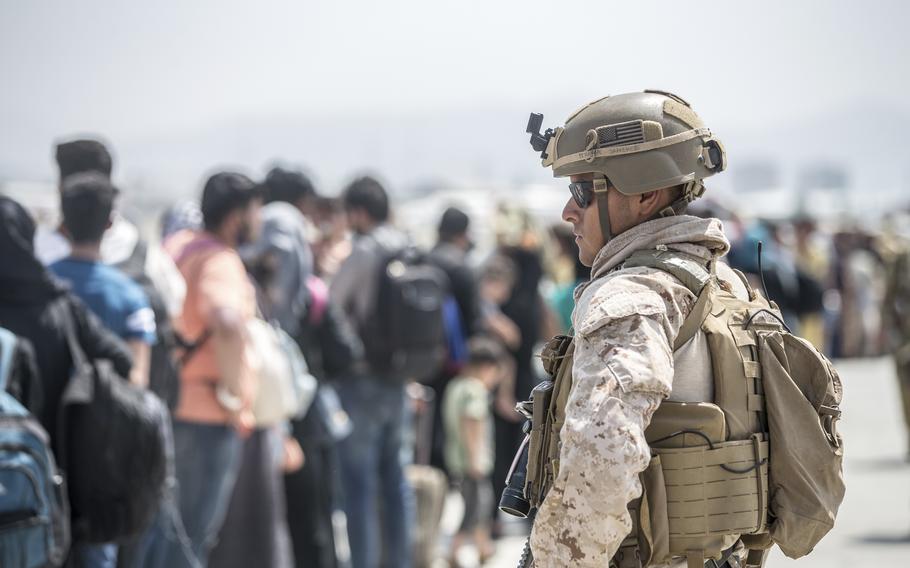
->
xmin=622 ymin=249 xmax=716 ymax=350
xmin=175 ymin=329 xmax=213 ymax=367
xmin=744 ymin=547 xmax=770 ymax=567
xmin=0 ymin=327 xmax=18 ymax=393
xmin=674 ymin=282 xmax=715 ymax=350
xmin=170 ymin=237 xmax=223 ymax=365
xmin=60 ymin=300 xmax=94 ymax=406
xmin=623 ymin=249 xmax=713 ymax=294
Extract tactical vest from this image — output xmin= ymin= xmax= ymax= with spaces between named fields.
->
xmin=526 ymin=249 xmax=845 ymax=568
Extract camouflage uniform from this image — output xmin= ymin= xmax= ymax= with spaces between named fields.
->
xmin=530 ymin=215 xmax=731 ymax=567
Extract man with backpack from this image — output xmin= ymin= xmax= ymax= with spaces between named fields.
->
xmin=430 ymin=206 xmax=480 ymax=343
xmin=32 ymin=137 xmax=187 ymax=413
xmin=330 ymin=176 xmax=421 ymax=568
xmin=426 ymin=207 xmax=480 ymax=472
xmin=50 ymin=174 xmax=156 ymax=389
xmin=1 ymin=193 xmax=170 ymax=567
xmin=48 ymin=173 xmax=158 ymax=568
xmin=510 ymin=91 xmax=845 ymax=567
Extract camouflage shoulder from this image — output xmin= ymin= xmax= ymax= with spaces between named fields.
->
xmin=574 ymin=267 xmax=690 ymax=338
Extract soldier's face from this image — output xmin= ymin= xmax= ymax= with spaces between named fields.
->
xmin=562 ymin=173 xmax=632 ymax=266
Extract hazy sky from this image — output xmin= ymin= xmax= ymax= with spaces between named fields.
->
xmin=2 ymin=0 xmax=909 ymax=189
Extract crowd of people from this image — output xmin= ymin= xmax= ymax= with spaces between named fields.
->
xmin=0 ymin=136 xmax=558 ymax=568
xmin=0 ymin=134 xmax=908 ymax=568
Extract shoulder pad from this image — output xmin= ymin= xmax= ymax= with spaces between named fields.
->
xmin=622 ymin=249 xmax=712 ymax=294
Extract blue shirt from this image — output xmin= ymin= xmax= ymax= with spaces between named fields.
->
xmin=50 ymin=258 xmax=156 ymax=345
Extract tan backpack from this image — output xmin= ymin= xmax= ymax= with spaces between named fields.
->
xmin=529 ymin=249 xmax=845 ymax=567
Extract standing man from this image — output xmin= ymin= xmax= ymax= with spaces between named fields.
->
xmin=330 ymin=176 xmax=414 ymax=568
xmin=430 ymin=206 xmax=479 ymax=340
xmin=37 ymin=137 xmax=186 ymax=319
xmin=427 ymin=206 xmax=480 ymax=470
xmin=523 ymin=91 xmax=741 ymax=566
xmin=157 ymin=171 xmax=263 ymax=568
xmin=50 ymin=173 xmax=155 ymax=390
xmin=48 ymin=173 xmax=156 ymax=568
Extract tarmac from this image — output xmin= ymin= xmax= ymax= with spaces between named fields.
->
xmin=438 ymin=356 xmax=910 ymax=567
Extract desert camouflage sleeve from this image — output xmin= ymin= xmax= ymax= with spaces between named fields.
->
xmin=529 ymin=271 xmax=691 ymax=567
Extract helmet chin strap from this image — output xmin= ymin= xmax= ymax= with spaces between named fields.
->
xmin=593 ymin=176 xmax=613 ymax=243
xmin=593 ymin=177 xmax=697 ymax=245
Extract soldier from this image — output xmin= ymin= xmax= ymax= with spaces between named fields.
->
xmin=508 ymin=90 xmax=845 ymax=568
xmin=514 ymin=91 xmax=737 ymax=566
xmin=501 ymin=89 xmax=797 ymax=568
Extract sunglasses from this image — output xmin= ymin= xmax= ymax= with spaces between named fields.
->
xmin=567 ymin=178 xmax=607 ymax=208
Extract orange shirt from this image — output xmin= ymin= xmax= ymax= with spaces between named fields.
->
xmin=165 ymin=230 xmax=257 ymax=424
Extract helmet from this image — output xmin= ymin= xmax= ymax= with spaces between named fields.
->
xmin=530 ymin=90 xmax=726 ymax=197
xmin=527 ymin=90 xmax=726 ymax=240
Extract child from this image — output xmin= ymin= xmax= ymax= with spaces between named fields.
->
xmin=443 ymin=337 xmax=507 ymax=566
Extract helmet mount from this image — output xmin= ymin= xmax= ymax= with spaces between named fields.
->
xmin=526 ymin=113 xmax=556 ymax=160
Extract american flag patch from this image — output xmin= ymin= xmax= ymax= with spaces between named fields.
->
xmin=596 ymin=120 xmax=645 ymax=148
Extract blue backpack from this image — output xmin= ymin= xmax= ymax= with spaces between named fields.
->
xmin=0 ymin=327 xmax=70 ymax=567
xmin=441 ymin=296 xmax=469 ymax=374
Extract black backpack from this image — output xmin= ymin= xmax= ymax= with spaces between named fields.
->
xmin=362 ymin=246 xmax=449 ymax=383
xmin=296 ymin=276 xmax=360 ymax=381
xmin=58 ymin=300 xmax=168 ymax=543
xmin=115 ymin=241 xmax=182 ymax=410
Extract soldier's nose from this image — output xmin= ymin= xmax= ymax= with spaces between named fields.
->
xmin=562 ymin=197 xmax=580 ymax=224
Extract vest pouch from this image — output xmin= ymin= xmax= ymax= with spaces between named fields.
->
xmin=545 ymin=347 xmax=574 ymax=486
xmin=524 ymin=425 xmax=549 ymax=509
xmin=524 ymin=380 xmax=554 ymax=508
xmin=539 ymin=335 xmax=572 ymax=378
xmin=637 ymin=455 xmax=671 ymax=566
xmin=758 ymin=331 xmax=845 ymax=559
xmin=654 ymin=436 xmax=769 ymax=561
xmin=646 ymin=401 xmax=727 ymax=448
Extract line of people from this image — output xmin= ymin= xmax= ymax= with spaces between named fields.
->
xmin=0 ymin=136 xmax=563 ymax=568
xmin=4 ymin=133 xmax=908 ymax=568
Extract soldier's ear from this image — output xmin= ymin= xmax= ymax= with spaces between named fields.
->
xmin=637 ymin=190 xmax=662 ymax=217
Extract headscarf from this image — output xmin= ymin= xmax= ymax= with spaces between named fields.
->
xmin=160 ymin=200 xmax=203 ymax=241
xmin=241 ymin=202 xmax=313 ymax=337
xmin=0 ymin=196 xmax=67 ymax=303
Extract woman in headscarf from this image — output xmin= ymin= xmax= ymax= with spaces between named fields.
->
xmin=209 ymin=167 xmax=329 ymax=568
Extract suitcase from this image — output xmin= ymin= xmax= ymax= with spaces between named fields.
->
xmin=406 ymin=384 xmax=448 ymax=568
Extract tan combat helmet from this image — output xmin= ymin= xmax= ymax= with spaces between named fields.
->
xmin=527 ymin=90 xmax=726 ymax=239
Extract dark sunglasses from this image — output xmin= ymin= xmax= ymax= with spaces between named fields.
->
xmin=568 ymin=179 xmax=600 ymax=208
